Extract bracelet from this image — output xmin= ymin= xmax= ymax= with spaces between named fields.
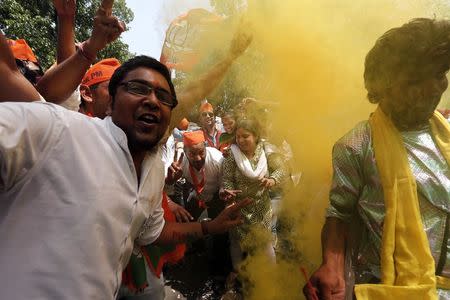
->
xmin=77 ymin=41 xmax=96 ymax=62
xmin=200 ymin=220 xmax=210 ymax=236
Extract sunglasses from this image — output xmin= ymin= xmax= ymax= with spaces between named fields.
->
xmin=201 ymin=112 xmax=214 ymax=118
xmin=119 ymin=80 xmax=177 ymax=108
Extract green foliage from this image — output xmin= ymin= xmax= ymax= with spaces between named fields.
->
xmin=0 ymin=0 xmax=134 ymax=69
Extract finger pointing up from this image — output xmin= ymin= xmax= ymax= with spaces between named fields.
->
xmin=98 ymin=0 xmax=113 ymax=16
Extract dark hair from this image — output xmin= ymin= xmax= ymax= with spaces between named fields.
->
xmin=221 ymin=110 xmax=236 ymax=120
xmin=16 ymin=59 xmax=44 ymax=86
xmin=108 ymin=55 xmax=177 ymax=108
xmin=235 ymin=118 xmax=261 ymax=141
xmin=364 ymin=18 xmax=450 ymax=103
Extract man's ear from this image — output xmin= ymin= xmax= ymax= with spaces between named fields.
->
xmin=105 ymin=95 xmax=113 ymax=116
xmin=80 ymin=85 xmax=94 ymax=103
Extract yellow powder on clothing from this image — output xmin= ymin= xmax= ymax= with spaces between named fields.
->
xmin=173 ymin=1 xmax=450 ymax=299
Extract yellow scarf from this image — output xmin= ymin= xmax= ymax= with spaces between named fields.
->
xmin=354 ymin=108 xmax=450 ymax=299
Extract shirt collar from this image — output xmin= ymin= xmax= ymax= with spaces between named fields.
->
xmin=104 ymin=116 xmax=129 ymax=153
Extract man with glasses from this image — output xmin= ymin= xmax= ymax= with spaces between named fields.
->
xmin=199 ymin=102 xmax=222 ymax=149
xmin=0 ymin=42 xmax=250 ymax=300
xmin=0 ymin=0 xmax=253 ymax=296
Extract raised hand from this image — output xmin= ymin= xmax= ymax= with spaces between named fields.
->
xmin=83 ymin=0 xmax=125 ymax=58
xmin=165 ymin=150 xmax=184 ymax=185
xmin=228 ymin=18 xmax=253 ymax=59
xmin=53 ymin=0 xmax=76 ymax=17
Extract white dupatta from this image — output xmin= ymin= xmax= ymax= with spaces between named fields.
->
xmin=230 ymin=144 xmax=268 ymax=179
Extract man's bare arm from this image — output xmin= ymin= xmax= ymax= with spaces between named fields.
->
xmin=304 ymin=217 xmax=347 ymax=300
xmin=321 ymin=217 xmax=346 ymax=270
xmin=36 ymin=0 xmax=124 ymax=103
xmin=155 ymin=221 xmax=204 ymax=244
xmin=153 ymin=199 xmax=251 ymax=245
xmin=54 ymin=0 xmax=77 ymax=63
xmin=170 ymin=24 xmax=253 ymax=128
xmin=0 ymin=32 xmax=40 ymax=101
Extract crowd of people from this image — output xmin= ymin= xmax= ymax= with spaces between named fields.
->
xmin=0 ymin=0 xmax=286 ymax=299
xmin=1 ymin=0 xmax=450 ymax=300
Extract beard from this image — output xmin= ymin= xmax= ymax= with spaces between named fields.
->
xmin=389 ymin=87 xmax=440 ymax=130
xmin=126 ymin=126 xmax=167 ymax=153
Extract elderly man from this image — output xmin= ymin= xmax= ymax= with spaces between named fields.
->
xmin=165 ymin=130 xmax=234 ymax=277
xmin=0 ymin=1 xmax=252 ymax=299
xmin=166 ymin=130 xmax=225 ymax=220
xmin=305 ymin=18 xmax=450 ymax=300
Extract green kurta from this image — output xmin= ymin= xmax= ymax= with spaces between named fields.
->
xmin=222 ymin=142 xmax=288 ymax=239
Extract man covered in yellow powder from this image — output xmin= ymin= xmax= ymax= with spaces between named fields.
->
xmin=305 ymin=18 xmax=450 ymax=300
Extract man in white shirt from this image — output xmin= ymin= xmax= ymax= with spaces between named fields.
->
xmin=165 ymin=130 xmax=235 ymax=275
xmin=166 ymin=130 xmax=224 ymax=219
xmin=0 ymin=2 xmax=251 ymax=299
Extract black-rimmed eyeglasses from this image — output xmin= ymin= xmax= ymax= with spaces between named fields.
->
xmin=119 ymin=80 xmax=177 ymax=108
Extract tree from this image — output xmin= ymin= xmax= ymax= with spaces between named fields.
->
xmin=0 ymin=0 xmax=134 ymax=69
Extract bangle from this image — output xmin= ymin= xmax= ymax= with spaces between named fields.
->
xmin=77 ymin=41 xmax=96 ymax=62
xmin=200 ymin=220 xmax=210 ymax=236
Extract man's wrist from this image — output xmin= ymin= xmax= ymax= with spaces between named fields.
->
xmin=200 ymin=220 xmax=211 ymax=236
xmin=78 ymin=40 xmax=97 ymax=62
xmin=322 ymin=253 xmax=345 ymax=271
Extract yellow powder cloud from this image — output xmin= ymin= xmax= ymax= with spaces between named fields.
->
xmin=178 ymin=1 xmax=450 ymax=298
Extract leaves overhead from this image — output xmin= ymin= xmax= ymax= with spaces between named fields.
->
xmin=0 ymin=0 xmax=134 ymax=69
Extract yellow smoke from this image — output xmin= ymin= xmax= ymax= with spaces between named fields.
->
xmin=175 ymin=0 xmax=450 ymax=299
xmin=238 ymin=1 xmax=450 ymax=299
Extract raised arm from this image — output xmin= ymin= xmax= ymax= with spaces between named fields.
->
xmin=53 ymin=0 xmax=77 ymax=63
xmin=0 ymin=32 xmax=40 ymax=101
xmin=170 ymin=24 xmax=253 ymax=128
xmin=36 ymin=0 xmax=124 ymax=103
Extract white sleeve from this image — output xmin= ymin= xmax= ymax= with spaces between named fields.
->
xmin=59 ymin=86 xmax=81 ymax=112
xmin=161 ymin=144 xmax=173 ymax=177
xmin=136 ymin=205 xmax=165 ymax=245
xmin=0 ymin=102 xmax=61 ymax=191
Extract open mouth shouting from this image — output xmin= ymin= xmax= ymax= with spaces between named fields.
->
xmin=136 ymin=112 xmax=160 ymax=130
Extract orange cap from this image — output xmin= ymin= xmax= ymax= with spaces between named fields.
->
xmin=82 ymin=58 xmax=121 ymax=87
xmin=183 ymin=130 xmax=205 ymax=147
xmin=199 ymin=102 xmax=213 ymax=113
xmin=178 ymin=118 xmax=189 ymax=130
xmin=7 ymin=39 xmax=38 ymax=63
